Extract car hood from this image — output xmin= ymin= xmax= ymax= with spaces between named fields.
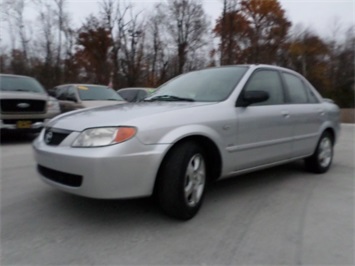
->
xmin=0 ymin=91 xmax=49 ymax=100
xmin=48 ymin=101 xmax=214 ymax=131
xmin=81 ymin=100 xmax=126 ymax=108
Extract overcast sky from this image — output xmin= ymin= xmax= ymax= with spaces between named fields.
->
xmin=0 ymin=0 xmax=354 ymax=46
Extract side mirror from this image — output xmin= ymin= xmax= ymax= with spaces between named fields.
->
xmin=47 ymin=89 xmax=56 ymax=97
xmin=236 ymin=90 xmax=269 ymax=107
xmin=66 ymin=95 xmax=78 ymax=103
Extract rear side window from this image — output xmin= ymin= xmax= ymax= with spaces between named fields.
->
xmin=67 ymin=87 xmax=78 ymax=101
xmin=282 ymin=73 xmax=309 ymax=104
xmin=56 ymin=86 xmax=68 ymax=100
xmin=243 ymin=70 xmax=284 ymax=105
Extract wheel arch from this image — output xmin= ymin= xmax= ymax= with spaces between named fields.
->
xmin=320 ymin=126 xmax=336 ymax=144
xmin=319 ymin=117 xmax=340 ymax=142
xmin=323 ymin=127 xmax=335 ymax=143
xmin=153 ymin=134 xmax=223 ymax=196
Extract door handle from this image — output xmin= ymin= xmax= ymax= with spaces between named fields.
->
xmin=317 ymin=109 xmax=325 ymax=116
xmin=281 ymin=111 xmax=290 ymax=118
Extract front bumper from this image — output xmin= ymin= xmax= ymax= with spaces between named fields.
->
xmin=32 ymin=130 xmax=170 ymax=199
xmin=0 ymin=119 xmax=49 ymax=131
xmin=0 ymin=111 xmax=60 ymax=131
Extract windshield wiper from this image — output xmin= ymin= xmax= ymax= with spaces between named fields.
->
xmin=145 ymin=95 xmax=194 ymax=102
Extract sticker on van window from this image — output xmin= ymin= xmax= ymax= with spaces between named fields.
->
xmin=77 ymin=85 xmax=89 ymax=90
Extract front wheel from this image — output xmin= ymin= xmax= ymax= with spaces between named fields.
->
xmin=157 ymin=141 xmax=207 ymax=220
xmin=305 ymin=131 xmax=334 ymax=173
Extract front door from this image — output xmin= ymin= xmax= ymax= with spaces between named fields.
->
xmin=231 ymin=69 xmax=293 ymax=171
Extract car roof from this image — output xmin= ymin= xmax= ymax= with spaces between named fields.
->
xmin=54 ymin=84 xmax=109 ymax=88
xmin=204 ymin=64 xmax=300 ymax=74
xmin=118 ymin=87 xmax=155 ymax=91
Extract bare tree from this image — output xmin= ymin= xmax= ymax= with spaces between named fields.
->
xmin=158 ymin=0 xmax=209 ymax=75
xmin=3 ymin=0 xmax=31 ymax=61
xmin=145 ymin=9 xmax=170 ymax=86
xmin=37 ymin=1 xmax=56 ymax=66
xmin=53 ymin=0 xmax=67 ymax=82
xmin=119 ymin=8 xmax=145 ymax=86
xmin=99 ymin=0 xmax=145 ymax=87
xmin=100 ymin=0 xmax=130 ymax=87
xmin=327 ymin=17 xmax=343 ymax=90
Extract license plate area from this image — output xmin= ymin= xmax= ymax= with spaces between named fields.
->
xmin=17 ymin=120 xmax=32 ymax=129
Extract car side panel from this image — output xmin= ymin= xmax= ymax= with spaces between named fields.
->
xmin=231 ymin=105 xmax=293 ymax=170
xmin=287 ymin=104 xmax=325 ymax=157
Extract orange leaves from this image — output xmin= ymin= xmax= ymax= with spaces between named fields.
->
xmin=288 ymin=31 xmax=330 ymax=92
xmin=288 ymin=33 xmax=329 ymax=63
xmin=241 ymin=0 xmax=286 ymax=20
xmin=214 ymin=11 xmax=249 ymax=36
xmin=214 ymin=0 xmax=291 ymax=64
xmin=75 ymin=16 xmax=113 ymax=84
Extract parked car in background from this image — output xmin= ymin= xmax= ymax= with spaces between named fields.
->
xmin=49 ymin=84 xmax=126 ymax=113
xmin=0 ymin=74 xmax=60 ymax=133
xmin=33 ymin=65 xmax=340 ymax=220
xmin=117 ymin=87 xmax=156 ymax=102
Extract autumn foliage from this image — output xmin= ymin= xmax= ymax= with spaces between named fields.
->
xmin=75 ymin=16 xmax=113 ymax=84
xmin=214 ymin=0 xmax=291 ymax=64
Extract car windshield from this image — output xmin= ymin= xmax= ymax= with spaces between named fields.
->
xmin=146 ymin=67 xmax=248 ymax=102
xmin=77 ymin=85 xmax=124 ymax=101
xmin=0 ymin=75 xmax=47 ymax=94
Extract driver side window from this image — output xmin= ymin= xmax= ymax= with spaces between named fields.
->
xmin=244 ymin=70 xmax=285 ymax=106
xmin=66 ymin=87 xmax=78 ymax=102
xmin=56 ymin=86 xmax=68 ymax=100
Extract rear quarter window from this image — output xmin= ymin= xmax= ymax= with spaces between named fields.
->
xmin=282 ymin=72 xmax=309 ymax=104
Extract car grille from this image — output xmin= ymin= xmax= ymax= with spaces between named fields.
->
xmin=0 ymin=99 xmax=46 ymax=113
xmin=44 ymin=128 xmax=71 ymax=146
xmin=37 ymin=165 xmax=83 ymax=187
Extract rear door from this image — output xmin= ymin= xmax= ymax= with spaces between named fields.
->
xmin=233 ymin=69 xmax=293 ymax=170
xmin=281 ymin=72 xmax=324 ymax=157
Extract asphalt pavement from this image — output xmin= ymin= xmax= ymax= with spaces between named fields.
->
xmin=1 ymin=125 xmax=354 ymax=265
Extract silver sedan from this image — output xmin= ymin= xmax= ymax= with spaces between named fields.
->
xmin=33 ymin=64 xmax=340 ymax=220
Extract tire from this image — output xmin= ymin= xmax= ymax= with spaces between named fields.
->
xmin=157 ymin=141 xmax=207 ymax=220
xmin=305 ymin=131 xmax=333 ymax=173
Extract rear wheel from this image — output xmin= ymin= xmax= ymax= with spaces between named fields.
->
xmin=157 ymin=141 xmax=207 ymax=220
xmin=305 ymin=131 xmax=333 ymax=173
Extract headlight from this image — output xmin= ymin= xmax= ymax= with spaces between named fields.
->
xmin=72 ymin=127 xmax=137 ymax=147
xmin=47 ymin=97 xmax=60 ymax=112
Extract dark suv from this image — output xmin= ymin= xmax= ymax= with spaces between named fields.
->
xmin=0 ymin=74 xmax=60 ymax=133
